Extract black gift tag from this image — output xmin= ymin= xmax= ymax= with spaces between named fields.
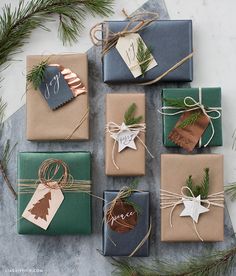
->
xmin=39 ymin=66 xmax=74 ymax=110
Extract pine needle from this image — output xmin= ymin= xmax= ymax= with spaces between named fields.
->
xmin=186 ymin=168 xmax=209 ymax=199
xmin=26 ymin=59 xmax=48 ymax=90
xmin=178 ymin=111 xmax=202 ymax=129
xmin=225 ymin=183 xmax=236 ymax=201
xmin=111 ymin=246 xmax=236 ymax=276
xmin=124 ymin=103 xmax=143 ymax=125
xmin=163 ymin=98 xmax=195 ymax=109
xmin=0 ymin=0 xmax=114 ymax=69
xmin=136 ymin=37 xmax=152 ymax=77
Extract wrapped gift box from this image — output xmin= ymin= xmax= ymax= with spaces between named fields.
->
xmin=161 ymin=154 xmax=224 ymax=242
xmin=162 ymin=87 xmax=222 ymax=148
xmin=26 ymin=54 xmax=89 ymax=141
xmin=105 ymin=93 xmax=146 ymax=176
xmin=102 ymin=20 xmax=193 ymax=84
xmin=103 ymin=190 xmax=150 ymax=256
xmin=17 ymin=152 xmax=92 ymax=235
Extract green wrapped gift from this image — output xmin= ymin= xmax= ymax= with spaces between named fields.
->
xmin=17 ymin=152 xmax=92 ymax=235
xmin=162 ymin=87 xmax=222 ymax=148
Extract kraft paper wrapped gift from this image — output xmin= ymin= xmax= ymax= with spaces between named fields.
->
xmin=162 ymin=87 xmax=222 ymax=148
xmin=105 ymin=93 xmax=145 ymax=176
xmin=103 ymin=190 xmax=150 ymax=256
xmin=161 ymin=154 xmax=224 ymax=242
xmin=26 ymin=54 xmax=89 ymax=141
xmin=102 ymin=20 xmax=193 ymax=84
xmin=17 ymin=152 xmax=92 ymax=235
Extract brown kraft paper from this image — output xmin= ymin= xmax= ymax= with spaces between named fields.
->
xmin=161 ymin=154 xmax=224 ymax=242
xmin=168 ymin=110 xmax=210 ymax=152
xmin=26 ymin=54 xmax=89 ymax=141
xmin=105 ymin=93 xmax=145 ymax=176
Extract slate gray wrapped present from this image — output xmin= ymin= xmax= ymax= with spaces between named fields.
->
xmin=102 ymin=20 xmax=193 ymax=84
xmin=103 ymin=190 xmax=150 ymax=257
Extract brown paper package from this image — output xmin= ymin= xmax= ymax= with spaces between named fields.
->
xmin=105 ymin=93 xmax=145 ymax=176
xmin=161 ymin=154 xmax=224 ymax=242
xmin=26 ymin=54 xmax=89 ymax=141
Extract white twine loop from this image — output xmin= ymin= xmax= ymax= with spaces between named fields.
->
xmin=160 ymin=186 xmax=224 ymax=241
xmin=159 ymin=88 xmax=222 ymax=147
xmin=106 ymin=122 xmax=154 ymax=169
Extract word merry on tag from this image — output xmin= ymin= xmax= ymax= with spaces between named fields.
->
xmin=116 ymin=33 xmax=157 ymax=78
xmin=106 ymin=199 xmax=138 ymax=233
xmin=22 ymin=182 xmax=64 ymax=230
xmin=168 ymin=110 xmax=210 ymax=152
xmin=39 ymin=66 xmax=74 ymax=110
xmin=111 ymin=123 xmax=139 ymax=152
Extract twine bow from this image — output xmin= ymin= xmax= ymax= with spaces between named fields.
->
xmin=104 ymin=186 xmax=151 ymax=257
xmin=90 ymin=9 xmax=159 ymax=55
xmin=105 ymin=122 xmax=154 ymax=170
xmin=160 ymin=186 xmax=224 ymax=241
xmin=159 ymin=88 xmax=222 ymax=147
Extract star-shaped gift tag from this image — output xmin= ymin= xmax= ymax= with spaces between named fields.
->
xmin=111 ymin=123 xmax=139 ymax=152
xmin=180 ymin=195 xmax=209 ymax=223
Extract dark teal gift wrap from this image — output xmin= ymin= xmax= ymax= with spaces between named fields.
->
xmin=17 ymin=152 xmax=92 ymax=235
xmin=162 ymin=87 xmax=222 ymax=148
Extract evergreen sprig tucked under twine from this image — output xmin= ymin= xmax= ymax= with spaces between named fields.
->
xmin=0 ymin=98 xmax=17 ymax=199
xmin=0 ymin=0 xmax=114 ymax=70
xmin=111 ymin=246 xmax=236 ymax=276
xmin=26 ymin=59 xmax=48 ymax=90
xmin=124 ymin=103 xmax=143 ymax=125
xmin=163 ymin=98 xmax=203 ymax=128
xmin=136 ymin=38 xmax=152 ymax=77
xmin=186 ymin=168 xmax=209 ymax=199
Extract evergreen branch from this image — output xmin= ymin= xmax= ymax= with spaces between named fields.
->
xmin=26 ymin=59 xmax=48 ymax=90
xmin=163 ymin=98 xmax=195 ymax=109
xmin=0 ymin=0 xmax=114 ymax=69
xmin=0 ymin=98 xmax=17 ymax=199
xmin=225 ymin=183 xmax=236 ymax=201
xmin=178 ymin=112 xmax=201 ymax=129
xmin=186 ymin=168 xmax=209 ymax=199
xmin=111 ymin=246 xmax=236 ymax=276
xmin=136 ymin=37 xmax=152 ymax=77
xmin=124 ymin=103 xmax=143 ymax=125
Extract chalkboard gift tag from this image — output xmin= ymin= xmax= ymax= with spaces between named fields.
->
xmin=39 ymin=66 xmax=75 ymax=110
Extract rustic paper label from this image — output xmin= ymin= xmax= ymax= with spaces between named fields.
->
xmin=106 ymin=199 xmax=137 ymax=233
xmin=115 ymin=33 xmax=158 ymax=78
xmin=168 ymin=111 xmax=210 ymax=152
xmin=22 ymin=182 xmax=64 ymax=230
xmin=39 ymin=66 xmax=74 ymax=110
xmin=111 ymin=123 xmax=139 ymax=152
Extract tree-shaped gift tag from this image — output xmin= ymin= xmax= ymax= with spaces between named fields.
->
xmin=22 ymin=183 xmax=64 ymax=230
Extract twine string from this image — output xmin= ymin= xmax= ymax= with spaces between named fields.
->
xmin=160 ymin=186 xmax=224 ymax=241
xmin=158 ymin=88 xmax=222 ymax=147
xmin=106 ymin=122 xmax=154 ymax=170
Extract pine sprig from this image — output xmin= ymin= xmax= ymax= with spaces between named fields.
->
xmin=163 ymin=98 xmax=194 ymax=109
xmin=186 ymin=168 xmax=209 ymax=199
xmin=124 ymin=103 xmax=143 ymax=125
xmin=0 ymin=0 xmax=114 ymax=69
xmin=26 ymin=59 xmax=48 ymax=90
xmin=111 ymin=246 xmax=236 ymax=276
xmin=0 ymin=98 xmax=17 ymax=199
xmin=225 ymin=183 xmax=236 ymax=200
xmin=178 ymin=111 xmax=202 ymax=129
xmin=136 ymin=37 xmax=152 ymax=77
